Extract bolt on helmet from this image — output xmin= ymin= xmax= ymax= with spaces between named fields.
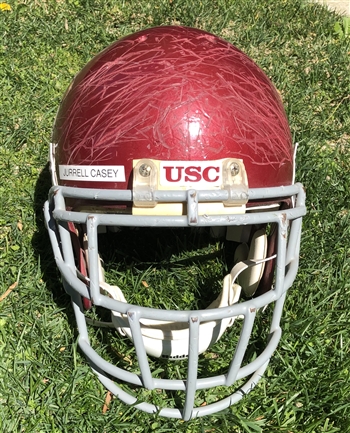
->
xmin=44 ymin=26 xmax=306 ymax=420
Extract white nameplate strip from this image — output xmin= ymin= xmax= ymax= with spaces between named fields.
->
xmin=59 ymin=165 xmax=126 ymax=182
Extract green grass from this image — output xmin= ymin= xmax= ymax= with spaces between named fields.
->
xmin=1 ymin=0 xmax=350 ymax=431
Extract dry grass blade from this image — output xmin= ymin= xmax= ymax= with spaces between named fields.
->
xmin=102 ymin=391 xmax=113 ymax=414
xmin=0 ymin=281 xmax=18 ymax=302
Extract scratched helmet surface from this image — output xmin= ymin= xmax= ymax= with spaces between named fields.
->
xmin=52 ymin=25 xmax=293 ymax=190
xmin=45 ymin=26 xmax=306 ymax=420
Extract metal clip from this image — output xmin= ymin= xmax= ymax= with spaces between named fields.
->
xmin=221 ymin=158 xmax=249 ymax=206
xmin=133 ymin=159 xmax=158 ymax=208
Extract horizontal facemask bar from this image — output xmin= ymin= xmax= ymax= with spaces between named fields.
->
xmin=50 ymin=184 xmax=305 ymax=226
xmin=50 ymin=183 xmax=304 ymax=202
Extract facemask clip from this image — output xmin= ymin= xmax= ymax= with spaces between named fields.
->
xmin=221 ymin=158 xmax=249 ymax=207
xmin=133 ymin=159 xmax=158 ymax=208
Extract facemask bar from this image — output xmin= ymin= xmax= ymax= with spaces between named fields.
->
xmin=44 ymin=183 xmax=305 ymax=420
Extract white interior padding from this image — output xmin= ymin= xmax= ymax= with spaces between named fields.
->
xmin=101 ymin=278 xmax=241 ymax=359
xmin=234 ymin=228 xmax=268 ymax=297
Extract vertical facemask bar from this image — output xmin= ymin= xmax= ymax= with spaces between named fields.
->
xmin=269 ymin=291 xmax=287 ymax=342
xmin=127 ymin=309 xmax=155 ymax=390
xmin=272 ymin=213 xmax=288 ymax=301
xmin=85 ymin=215 xmax=101 ymax=305
xmin=70 ymin=282 xmax=92 ymax=345
xmin=183 ymin=314 xmax=201 ymax=421
xmin=226 ymin=307 xmax=256 ymax=386
xmin=286 ymin=216 xmax=302 ymax=268
xmin=270 ymin=215 xmax=289 ymax=333
xmin=269 ymin=210 xmax=302 ymax=339
xmin=55 ymin=192 xmax=76 ymax=274
xmin=285 ymin=187 xmax=305 ymax=288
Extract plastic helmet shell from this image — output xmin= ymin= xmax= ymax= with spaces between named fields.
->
xmin=52 ymin=26 xmax=294 ymax=190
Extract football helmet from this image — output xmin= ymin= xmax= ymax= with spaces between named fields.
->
xmin=44 ymin=26 xmax=306 ymax=420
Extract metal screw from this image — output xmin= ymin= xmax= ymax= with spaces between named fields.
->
xmin=230 ymin=162 xmax=240 ymax=176
xmin=139 ymin=163 xmax=152 ymax=177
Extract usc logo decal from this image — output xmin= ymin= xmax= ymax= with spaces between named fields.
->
xmin=160 ymin=162 xmax=222 ymax=187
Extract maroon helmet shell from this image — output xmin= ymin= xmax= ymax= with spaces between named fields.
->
xmin=52 ymin=26 xmax=294 ymax=190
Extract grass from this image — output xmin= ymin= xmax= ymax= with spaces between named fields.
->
xmin=0 ymin=0 xmax=350 ymax=431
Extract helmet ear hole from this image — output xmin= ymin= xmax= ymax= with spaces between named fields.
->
xmin=235 ymin=228 xmax=268 ymax=297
